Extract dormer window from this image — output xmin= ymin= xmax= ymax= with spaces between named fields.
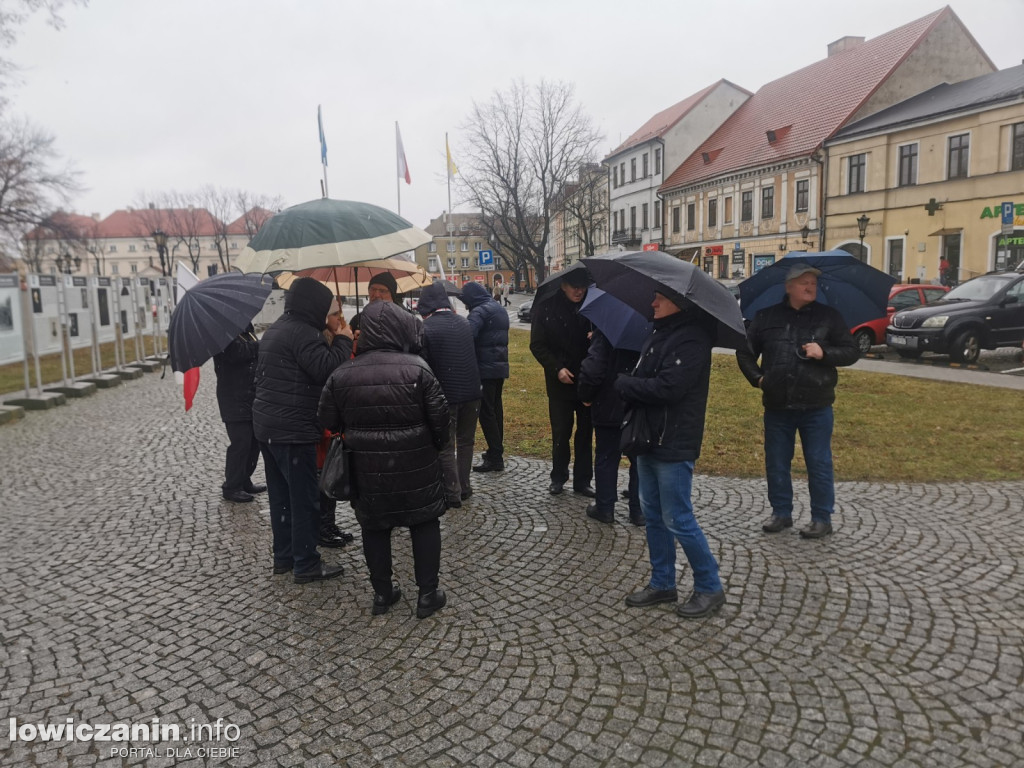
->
xmin=701 ymin=148 xmax=723 ymax=165
xmin=766 ymin=125 xmax=792 ymax=145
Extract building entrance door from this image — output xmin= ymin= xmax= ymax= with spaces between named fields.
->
xmin=994 ymin=230 xmax=1024 ymax=271
xmin=941 ymin=234 xmax=961 ymax=286
xmin=887 ymin=239 xmax=904 ymax=281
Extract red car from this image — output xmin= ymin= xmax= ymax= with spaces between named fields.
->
xmin=851 ymin=284 xmax=950 ymax=354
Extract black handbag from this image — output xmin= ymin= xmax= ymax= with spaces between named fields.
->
xmin=318 ymin=435 xmax=357 ymax=500
xmin=619 ymin=406 xmax=657 ymax=456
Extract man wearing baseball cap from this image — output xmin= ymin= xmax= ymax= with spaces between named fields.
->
xmin=736 ymin=263 xmax=859 ymax=539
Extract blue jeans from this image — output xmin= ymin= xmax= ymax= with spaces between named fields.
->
xmin=261 ymin=442 xmax=322 ymax=575
xmin=763 ymin=406 xmax=835 ymax=523
xmin=636 ymin=456 xmax=722 ymax=594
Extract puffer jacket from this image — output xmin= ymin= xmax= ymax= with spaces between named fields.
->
xmin=318 ymin=301 xmax=449 ymax=530
xmin=253 ymin=278 xmax=352 ymax=444
xmin=213 ymin=325 xmax=258 ymax=423
xmin=418 ymin=283 xmax=481 ymax=405
xmin=577 ymin=330 xmax=640 ymax=428
xmin=736 ymin=298 xmax=859 ymax=411
xmin=462 ymin=281 xmax=509 ymax=380
xmin=529 ymin=288 xmax=592 ymax=401
xmin=614 ymin=308 xmax=714 ymax=463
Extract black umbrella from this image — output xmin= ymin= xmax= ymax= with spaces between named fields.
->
xmin=168 ymin=273 xmax=274 ymax=372
xmin=534 ymin=262 xmax=593 ymax=307
xmin=582 ymin=250 xmax=747 ymax=349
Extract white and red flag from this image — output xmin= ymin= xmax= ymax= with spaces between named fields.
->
xmin=396 ymin=122 xmax=411 ymax=185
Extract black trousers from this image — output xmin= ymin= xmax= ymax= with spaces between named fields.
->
xmin=478 ymin=378 xmax=505 ymax=462
xmin=361 ymin=518 xmax=441 ymax=597
xmin=594 ymin=425 xmax=642 ymax=518
xmin=223 ymin=420 xmax=260 ymax=494
xmin=548 ymin=398 xmax=593 ymax=488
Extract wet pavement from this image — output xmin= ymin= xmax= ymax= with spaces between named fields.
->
xmin=2 ymin=364 xmax=1023 ymax=767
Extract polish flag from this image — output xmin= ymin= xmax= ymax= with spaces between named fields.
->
xmin=175 ymin=262 xmax=201 ymax=412
xmin=396 ymin=122 xmax=411 ymax=185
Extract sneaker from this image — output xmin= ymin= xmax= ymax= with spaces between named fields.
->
xmin=624 ymin=586 xmax=677 ymax=607
xmin=677 ymin=590 xmax=726 ymax=619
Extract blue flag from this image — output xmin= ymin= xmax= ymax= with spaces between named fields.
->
xmin=318 ymin=105 xmax=328 ymax=167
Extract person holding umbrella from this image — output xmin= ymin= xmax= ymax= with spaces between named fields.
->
xmin=529 ymin=268 xmax=595 ymax=497
xmin=253 ymin=277 xmax=353 ymax=584
xmin=214 ymin=324 xmax=265 ymax=503
xmin=736 ymin=264 xmax=860 ymax=539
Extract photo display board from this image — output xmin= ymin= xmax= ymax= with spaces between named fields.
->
xmin=28 ymin=274 xmax=63 ymax=356
xmin=0 ymin=274 xmax=25 ymax=365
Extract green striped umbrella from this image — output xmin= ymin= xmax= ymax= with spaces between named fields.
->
xmin=233 ymin=198 xmax=431 ymax=274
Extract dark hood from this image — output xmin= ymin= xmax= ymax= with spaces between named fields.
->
xmin=284 ymin=277 xmax=333 ymax=328
xmin=461 ymin=281 xmax=492 ymax=308
xmin=358 ymin=300 xmax=423 ymax=354
xmin=417 ymin=282 xmax=452 ymax=316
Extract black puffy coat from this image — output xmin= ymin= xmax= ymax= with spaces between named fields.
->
xmin=318 ymin=301 xmax=449 ymax=531
xmin=253 ymin=278 xmax=352 ymax=444
xmin=462 ymin=281 xmax=509 ymax=380
xmin=213 ymin=326 xmax=258 ymax=423
xmin=736 ymin=298 xmax=859 ymax=411
xmin=529 ymin=288 xmax=592 ymax=401
xmin=577 ymin=330 xmax=640 ymax=428
xmin=418 ymin=283 xmax=481 ymax=405
xmin=614 ymin=308 xmax=714 ymax=463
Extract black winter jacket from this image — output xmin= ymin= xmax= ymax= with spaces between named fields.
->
xmin=736 ymin=298 xmax=859 ymax=411
xmin=614 ymin=309 xmax=714 ymax=462
xmin=213 ymin=325 xmax=258 ymax=423
xmin=318 ymin=301 xmax=449 ymax=531
xmin=418 ymin=283 xmax=481 ymax=405
xmin=253 ymin=279 xmax=352 ymax=444
xmin=462 ymin=282 xmax=510 ymax=380
xmin=577 ymin=330 xmax=640 ymax=428
xmin=529 ymin=289 xmax=592 ymax=401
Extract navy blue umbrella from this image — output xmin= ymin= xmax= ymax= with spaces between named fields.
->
xmin=168 ymin=272 xmax=273 ymax=372
xmin=580 ymin=288 xmax=652 ymax=352
xmin=739 ymin=251 xmax=897 ymax=328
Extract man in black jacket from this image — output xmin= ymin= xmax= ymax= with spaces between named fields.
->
xmin=254 ymin=277 xmax=353 ymax=583
xmin=736 ymin=264 xmax=860 ymax=539
xmin=462 ymin=281 xmax=509 ymax=473
xmin=418 ymin=282 xmax=481 ymax=507
xmin=529 ymin=271 xmax=595 ymax=496
xmin=214 ymin=324 xmax=265 ymax=503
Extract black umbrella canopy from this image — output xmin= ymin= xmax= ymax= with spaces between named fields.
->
xmin=168 ymin=273 xmax=273 ymax=372
xmin=582 ymin=250 xmax=746 ymax=349
xmin=534 ymin=262 xmax=594 ymax=307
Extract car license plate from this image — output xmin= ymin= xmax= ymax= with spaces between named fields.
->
xmin=887 ymin=334 xmax=917 ymax=348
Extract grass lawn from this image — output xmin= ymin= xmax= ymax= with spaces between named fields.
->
xmin=502 ymin=328 xmax=1023 ymax=483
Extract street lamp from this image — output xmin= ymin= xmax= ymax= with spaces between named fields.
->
xmin=546 ymin=254 xmax=552 ymax=279
xmin=857 ymin=214 xmax=870 ymax=261
xmin=55 ymin=252 xmax=82 ymax=274
xmin=151 ymin=229 xmax=169 ymax=277
xmin=800 ymin=225 xmax=811 ymax=246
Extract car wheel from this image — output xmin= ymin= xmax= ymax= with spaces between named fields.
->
xmin=853 ymin=329 xmax=874 ymax=355
xmin=951 ymin=330 xmax=981 ymax=364
xmin=896 ymin=349 xmax=922 ymax=359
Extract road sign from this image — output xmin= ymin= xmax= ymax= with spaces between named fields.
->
xmin=478 ymin=249 xmax=495 ymax=271
xmin=1002 ymin=202 xmax=1015 ymax=236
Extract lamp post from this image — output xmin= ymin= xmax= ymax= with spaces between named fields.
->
xmin=800 ymin=225 xmax=811 ymax=247
xmin=55 ymin=252 xmax=82 ymax=274
xmin=857 ymin=214 xmax=870 ymax=261
xmin=151 ymin=229 xmax=169 ymax=277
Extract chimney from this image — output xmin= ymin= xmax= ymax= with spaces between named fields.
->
xmin=91 ymin=213 xmax=101 ymax=221
xmin=148 ymin=202 xmax=155 ymax=209
xmin=828 ymin=36 xmax=864 ymax=57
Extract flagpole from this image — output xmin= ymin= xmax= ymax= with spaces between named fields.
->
xmin=446 ymin=132 xmax=454 ymax=283
xmin=318 ymin=105 xmax=330 ymax=198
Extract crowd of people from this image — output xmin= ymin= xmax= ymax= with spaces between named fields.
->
xmin=212 ymin=263 xmax=857 ymax=620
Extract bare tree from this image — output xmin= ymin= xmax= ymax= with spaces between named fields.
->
xmin=234 ymin=189 xmax=281 ymax=239
xmin=0 ymin=116 xmax=79 ymax=257
xmin=0 ymin=1 xmax=82 ymax=103
xmin=459 ymin=80 xmax=603 ymax=287
xmin=557 ymin=163 xmax=607 ymax=259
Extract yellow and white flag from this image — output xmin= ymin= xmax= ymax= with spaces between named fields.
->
xmin=446 ymin=135 xmax=458 ymax=178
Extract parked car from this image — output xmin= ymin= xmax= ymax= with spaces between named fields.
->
xmin=716 ymin=279 xmax=742 ymax=303
xmin=517 ymin=299 xmax=534 ymax=323
xmin=850 ymin=283 xmax=949 ymax=354
xmin=886 ymin=271 xmax=1024 ymax=363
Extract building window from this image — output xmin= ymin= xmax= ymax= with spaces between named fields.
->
xmin=795 ymin=180 xmax=809 ymax=213
xmin=461 ymin=241 xmax=468 ymax=251
xmin=428 ymin=242 xmax=436 ymax=253
xmin=109 ymin=245 xmax=117 ymax=253
xmin=1013 ymin=123 xmax=1024 ymax=171
xmin=723 ymin=197 xmax=733 ymax=224
xmin=686 ymin=203 xmax=695 ymax=231
xmin=641 ymin=203 xmax=649 ymax=230
xmin=761 ymin=187 xmax=775 ymax=219
xmin=447 ymin=242 xmax=455 ymax=252
xmin=128 ymin=244 xmax=136 ymax=253
xmin=427 ymin=257 xmax=439 ymax=272
xmin=642 ymin=153 xmax=649 ymax=178
xmin=672 ymin=206 xmax=681 ymax=234
xmin=847 ymin=154 xmax=866 ymax=193
xmin=741 ymin=191 xmax=753 ymax=222
xmin=620 ymin=162 xmax=625 ymax=183
xmin=898 ymin=144 xmax=918 ymax=187
xmin=461 ymin=257 xmax=469 ymax=268
xmin=447 ymin=257 xmax=455 ymax=268
xmin=475 ymin=241 xmax=482 ymax=251
xmin=708 ymin=199 xmax=718 ymax=229
xmin=630 ymin=206 xmax=636 ymax=233
xmin=613 ymin=210 xmax=619 ymax=232
xmin=613 ymin=166 xmax=618 ymax=188
xmin=231 ymin=241 xmax=238 ymax=250
xmin=630 ymin=158 xmax=636 ymax=182
xmin=130 ymin=263 xmax=137 ymax=273
xmin=948 ymin=134 xmax=970 ymax=179
xmin=111 ymin=264 xmax=119 ymax=275
xmin=654 ymin=148 xmax=662 ymax=175
xmin=653 ymin=201 xmax=661 ymax=229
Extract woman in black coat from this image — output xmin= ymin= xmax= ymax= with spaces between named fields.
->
xmin=318 ymin=301 xmax=451 ymax=618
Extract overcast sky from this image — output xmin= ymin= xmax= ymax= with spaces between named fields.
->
xmin=8 ymin=0 xmax=1021 ymax=231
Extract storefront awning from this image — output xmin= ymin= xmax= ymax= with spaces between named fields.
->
xmin=929 ymin=227 xmax=963 ymax=236
xmin=663 ymin=245 xmax=700 ymax=262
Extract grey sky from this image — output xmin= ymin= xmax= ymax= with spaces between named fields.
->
xmin=9 ymin=0 xmax=1021 ymax=231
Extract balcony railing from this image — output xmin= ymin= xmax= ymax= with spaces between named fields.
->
xmin=611 ymin=228 xmax=640 ymax=245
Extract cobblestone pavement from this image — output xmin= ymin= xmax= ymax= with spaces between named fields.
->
xmin=2 ymin=368 xmax=1023 ymax=767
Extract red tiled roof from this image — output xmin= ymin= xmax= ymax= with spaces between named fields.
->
xmin=660 ymin=7 xmax=962 ymax=192
xmin=24 ymin=211 xmax=99 ymax=240
xmin=606 ymin=80 xmax=749 ymax=160
xmin=98 ymin=208 xmax=222 ymax=238
xmin=226 ymin=207 xmax=274 ymax=236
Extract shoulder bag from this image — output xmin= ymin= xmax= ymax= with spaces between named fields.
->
xmin=318 ymin=435 xmax=357 ymax=501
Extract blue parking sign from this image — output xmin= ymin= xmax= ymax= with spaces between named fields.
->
xmin=478 ymin=249 xmax=494 ymax=269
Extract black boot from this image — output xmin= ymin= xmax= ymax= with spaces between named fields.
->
xmin=416 ymin=589 xmax=447 ymax=619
